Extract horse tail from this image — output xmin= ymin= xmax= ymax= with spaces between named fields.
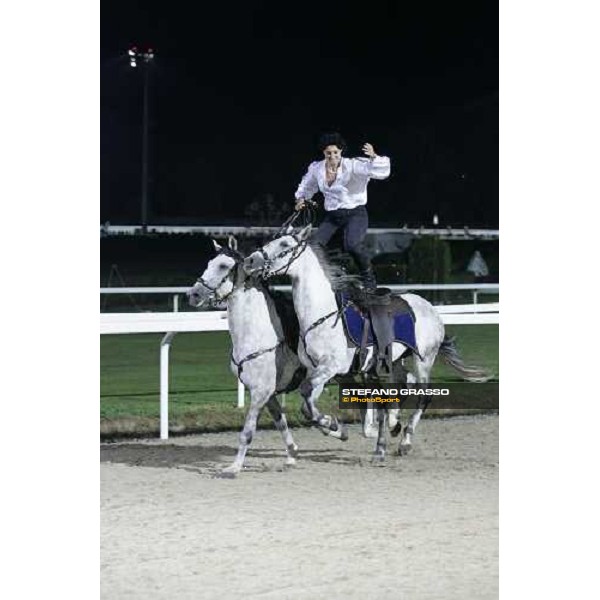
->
xmin=439 ymin=335 xmax=492 ymax=383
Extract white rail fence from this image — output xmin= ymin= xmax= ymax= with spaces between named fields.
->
xmin=100 ymin=283 xmax=499 ymax=312
xmin=100 ymin=304 xmax=499 ymax=440
xmin=101 ymin=224 xmax=500 ymax=240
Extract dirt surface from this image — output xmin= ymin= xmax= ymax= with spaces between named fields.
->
xmin=101 ymin=415 xmax=498 ymax=600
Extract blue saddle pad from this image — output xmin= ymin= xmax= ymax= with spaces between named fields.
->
xmin=342 ymin=302 xmax=418 ymax=356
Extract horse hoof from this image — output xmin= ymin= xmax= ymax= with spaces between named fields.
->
xmin=217 ymin=466 xmax=241 ymax=478
xmin=363 ymin=425 xmax=379 ymax=439
xmin=284 ymin=457 xmax=297 ymax=468
xmin=371 ymin=453 xmax=386 ymax=465
xmin=288 ymin=443 xmax=299 ymax=458
xmin=339 ymin=424 xmax=349 ymax=441
xmin=398 ymin=443 xmax=412 ymax=456
xmin=328 ymin=424 xmax=349 ymax=441
xmin=390 ymin=422 xmax=402 ymax=438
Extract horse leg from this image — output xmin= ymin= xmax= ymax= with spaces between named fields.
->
xmin=399 ymin=358 xmax=433 ymax=455
xmin=372 ymin=406 xmax=387 ymax=463
xmin=220 ymin=393 xmax=268 ymax=477
xmin=299 ymin=374 xmax=348 ymax=441
xmin=388 ymin=407 xmax=401 ymax=437
xmin=389 ymin=356 xmax=409 ymax=437
xmin=266 ymin=395 xmax=298 ymax=467
xmin=362 ymin=404 xmax=379 ymax=439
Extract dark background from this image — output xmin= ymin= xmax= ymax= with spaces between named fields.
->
xmin=101 ymin=0 xmax=498 ymax=227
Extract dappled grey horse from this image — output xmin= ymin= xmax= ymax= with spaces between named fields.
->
xmin=244 ymin=225 xmax=489 ymax=461
xmin=186 ymin=236 xmax=306 ymax=477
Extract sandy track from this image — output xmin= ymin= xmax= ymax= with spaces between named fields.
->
xmin=101 ymin=415 xmax=498 ymax=600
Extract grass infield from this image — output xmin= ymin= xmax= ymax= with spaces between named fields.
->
xmin=100 ymin=325 xmax=498 ymax=438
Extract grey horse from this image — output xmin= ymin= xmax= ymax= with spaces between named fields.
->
xmin=186 ymin=236 xmax=306 ymax=477
xmin=244 ymin=225 xmax=489 ymax=461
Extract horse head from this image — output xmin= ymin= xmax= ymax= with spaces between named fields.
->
xmin=187 ymin=236 xmax=244 ymax=308
xmin=243 ymin=224 xmax=312 ymax=279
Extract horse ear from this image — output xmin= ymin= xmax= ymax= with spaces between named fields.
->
xmin=228 ymin=235 xmax=238 ymax=252
xmin=298 ymin=224 xmax=313 ymax=241
xmin=284 ymin=224 xmax=294 ymax=235
xmin=212 ymin=239 xmax=222 ymax=252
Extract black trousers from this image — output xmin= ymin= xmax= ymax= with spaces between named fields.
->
xmin=313 ymin=205 xmax=372 ymax=274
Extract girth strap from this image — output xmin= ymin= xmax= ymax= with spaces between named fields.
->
xmin=300 ymin=308 xmax=342 ymax=367
xmin=359 ymin=313 xmax=371 ymax=369
xmin=231 ymin=341 xmax=283 ymax=379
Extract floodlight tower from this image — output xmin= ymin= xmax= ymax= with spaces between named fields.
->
xmin=128 ymin=46 xmax=155 ymax=232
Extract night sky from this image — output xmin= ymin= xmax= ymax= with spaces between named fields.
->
xmin=101 ymin=1 xmax=498 ymax=227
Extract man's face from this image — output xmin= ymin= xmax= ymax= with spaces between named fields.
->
xmin=323 ymin=144 xmax=342 ymax=165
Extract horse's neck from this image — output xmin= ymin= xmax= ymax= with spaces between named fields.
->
xmin=227 ymin=283 xmax=279 ymax=354
xmin=290 ymin=250 xmax=338 ymax=327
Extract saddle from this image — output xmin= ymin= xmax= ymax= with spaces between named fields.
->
xmin=339 ymin=288 xmax=420 ymax=381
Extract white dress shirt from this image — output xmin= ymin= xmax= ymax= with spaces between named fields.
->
xmin=294 ymin=155 xmax=391 ymax=211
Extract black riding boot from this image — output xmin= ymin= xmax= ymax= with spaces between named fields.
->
xmin=360 ymin=267 xmax=393 ymax=306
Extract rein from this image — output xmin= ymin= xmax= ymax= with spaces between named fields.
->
xmin=259 ymin=205 xmax=347 ymax=364
xmin=260 ymin=202 xmax=317 ymax=278
xmin=245 ymin=202 xmax=342 ymax=368
xmin=271 ymin=200 xmax=317 ymax=240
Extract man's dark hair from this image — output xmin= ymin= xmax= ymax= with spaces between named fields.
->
xmin=318 ymin=132 xmax=347 ymax=153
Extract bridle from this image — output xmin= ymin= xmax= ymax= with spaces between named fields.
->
xmin=195 ymin=247 xmax=244 ymax=305
xmin=259 ymin=232 xmax=309 ymax=279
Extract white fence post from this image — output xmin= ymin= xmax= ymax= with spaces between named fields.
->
xmin=160 ymin=332 xmax=177 ymax=439
xmin=237 ymin=379 xmax=245 ymax=408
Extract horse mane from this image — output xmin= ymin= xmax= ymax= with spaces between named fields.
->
xmin=306 ymin=240 xmax=362 ymax=291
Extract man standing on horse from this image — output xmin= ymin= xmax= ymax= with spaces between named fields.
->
xmin=294 ymin=132 xmax=391 ymax=292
